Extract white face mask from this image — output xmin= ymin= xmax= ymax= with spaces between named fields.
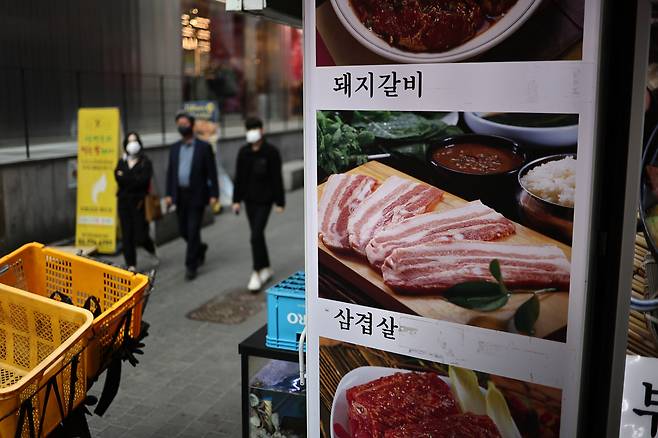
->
xmin=126 ymin=141 xmax=141 ymax=156
xmin=246 ymin=129 xmax=262 ymax=144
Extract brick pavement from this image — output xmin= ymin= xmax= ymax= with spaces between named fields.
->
xmin=86 ymin=189 xmax=305 ymax=437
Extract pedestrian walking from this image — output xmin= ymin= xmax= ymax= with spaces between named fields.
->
xmin=165 ymin=112 xmax=220 ymax=280
xmin=114 ymin=132 xmax=157 ymax=272
xmin=232 ymin=117 xmax=285 ymax=291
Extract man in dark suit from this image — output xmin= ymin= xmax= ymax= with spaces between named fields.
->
xmin=165 ymin=112 xmax=219 ymax=280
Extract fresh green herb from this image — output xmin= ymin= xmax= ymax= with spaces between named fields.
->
xmin=444 ymin=260 xmax=509 ymax=311
xmin=514 ymin=294 xmax=540 ymax=336
xmin=352 ymin=110 xmax=392 ymax=124
xmin=443 ymin=259 xmax=545 ymax=336
xmin=488 ymin=259 xmax=509 ymax=296
xmin=317 ymin=111 xmax=373 ymax=175
xmin=352 ymin=112 xmax=461 ymax=142
xmin=443 ymin=281 xmax=510 ymax=311
xmin=316 ymin=111 xmax=462 ymax=174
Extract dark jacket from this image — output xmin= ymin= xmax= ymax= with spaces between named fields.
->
xmin=115 ymin=155 xmax=153 ymax=207
xmin=165 ymin=138 xmax=220 ymax=207
xmin=233 ymin=140 xmax=285 ymax=207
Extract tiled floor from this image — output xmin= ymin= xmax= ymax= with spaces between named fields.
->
xmin=86 ymin=189 xmax=305 ymax=437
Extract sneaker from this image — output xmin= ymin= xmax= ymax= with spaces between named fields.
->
xmin=247 ymin=272 xmax=262 ymax=292
xmin=258 ymin=267 xmax=273 ymax=284
xmin=185 ymin=269 xmax=197 ymax=281
xmin=127 ymin=266 xmax=136 ymax=273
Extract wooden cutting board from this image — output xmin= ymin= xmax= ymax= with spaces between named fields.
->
xmin=317 ymin=161 xmax=571 ymax=340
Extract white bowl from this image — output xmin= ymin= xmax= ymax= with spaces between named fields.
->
xmin=329 ymin=0 xmax=542 ymax=63
xmin=464 ymin=112 xmax=578 ymax=148
xmin=329 ymin=366 xmax=514 ymax=438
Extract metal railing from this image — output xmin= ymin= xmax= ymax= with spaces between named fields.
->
xmin=0 ymin=67 xmax=303 ymax=161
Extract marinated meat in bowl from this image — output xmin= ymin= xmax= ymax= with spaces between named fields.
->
xmin=330 ymin=0 xmax=542 ymax=62
xmin=348 ymin=0 xmax=519 ymax=53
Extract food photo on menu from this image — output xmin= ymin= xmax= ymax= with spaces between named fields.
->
xmin=319 ymin=338 xmax=561 ymax=438
xmin=315 ymin=0 xmax=584 ymax=65
xmin=316 ymin=110 xmax=578 ymax=341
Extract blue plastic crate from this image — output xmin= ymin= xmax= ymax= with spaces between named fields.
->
xmin=266 ymin=271 xmax=306 ymax=352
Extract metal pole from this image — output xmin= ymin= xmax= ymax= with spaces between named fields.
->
xmin=160 ymin=75 xmax=166 ymax=146
xmin=20 ymin=68 xmax=30 ymax=159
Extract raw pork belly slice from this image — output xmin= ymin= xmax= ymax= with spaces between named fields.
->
xmin=318 ymin=174 xmax=377 ymax=251
xmin=383 ymin=240 xmax=571 ymax=294
xmin=346 ymin=372 xmax=459 ymax=438
xmin=347 ymin=175 xmax=444 ymax=256
xmin=365 ymin=200 xmax=516 ymax=269
xmin=384 ymin=413 xmax=502 ymax=438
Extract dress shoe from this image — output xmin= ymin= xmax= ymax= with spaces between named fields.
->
xmin=185 ymin=269 xmax=197 ymax=280
xmin=199 ymin=243 xmax=208 ymax=265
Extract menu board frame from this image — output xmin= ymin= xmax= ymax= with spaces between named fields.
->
xmin=302 ymin=0 xmax=648 ymax=436
xmin=577 ymin=1 xmax=650 ymax=435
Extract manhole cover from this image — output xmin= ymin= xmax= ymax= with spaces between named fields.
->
xmin=186 ymin=287 xmax=265 ymax=324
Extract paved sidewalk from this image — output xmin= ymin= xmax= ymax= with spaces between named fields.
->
xmin=86 ymin=189 xmax=305 ymax=438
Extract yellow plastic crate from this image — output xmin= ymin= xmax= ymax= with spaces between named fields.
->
xmin=0 ymin=243 xmax=149 ymax=381
xmin=0 ymin=283 xmax=93 ymax=438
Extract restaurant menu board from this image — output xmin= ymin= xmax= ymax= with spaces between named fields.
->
xmin=304 ymin=1 xmax=600 ymax=437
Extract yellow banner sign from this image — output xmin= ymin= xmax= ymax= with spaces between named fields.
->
xmin=75 ymin=108 xmax=121 ymax=253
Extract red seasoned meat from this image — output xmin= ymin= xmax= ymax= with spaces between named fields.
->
xmin=346 ymin=372 xmax=459 ymax=438
xmin=479 ymin=0 xmax=518 ymax=17
xmin=384 ymin=413 xmax=502 ymax=438
xmin=349 ymin=0 xmax=484 ymax=52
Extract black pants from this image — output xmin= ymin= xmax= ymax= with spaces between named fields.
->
xmin=118 ymin=200 xmax=155 ymax=267
xmin=177 ymin=188 xmax=206 ymax=270
xmin=245 ymin=202 xmax=272 ymax=271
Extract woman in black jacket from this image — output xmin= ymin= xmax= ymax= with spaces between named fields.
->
xmin=115 ymin=132 xmax=157 ymax=271
xmin=232 ymin=117 xmax=285 ymax=291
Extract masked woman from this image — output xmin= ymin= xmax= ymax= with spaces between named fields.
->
xmin=115 ymin=132 xmax=157 ymax=271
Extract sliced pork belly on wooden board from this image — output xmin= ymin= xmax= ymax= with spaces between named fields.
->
xmin=318 ymin=173 xmax=378 ymax=251
xmin=366 ymin=200 xmax=516 ymax=269
xmin=382 ymin=240 xmax=571 ymax=294
xmin=347 ymin=175 xmax=444 ymax=256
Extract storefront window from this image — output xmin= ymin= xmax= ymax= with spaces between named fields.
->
xmin=181 ymin=0 xmax=303 ymax=133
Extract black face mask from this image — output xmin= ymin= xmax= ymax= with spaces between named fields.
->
xmin=178 ymin=125 xmax=193 ymax=137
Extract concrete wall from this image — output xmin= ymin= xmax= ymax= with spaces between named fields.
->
xmin=0 ymin=0 xmax=182 ymax=147
xmin=0 ymin=130 xmax=303 ymax=254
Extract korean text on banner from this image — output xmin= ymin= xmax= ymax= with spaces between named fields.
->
xmin=75 ymin=107 xmax=121 ymax=253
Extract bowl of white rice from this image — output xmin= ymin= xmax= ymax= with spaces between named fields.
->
xmin=517 ymin=154 xmax=576 ymax=242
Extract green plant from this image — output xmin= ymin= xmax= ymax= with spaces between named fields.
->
xmin=317 ymin=111 xmax=373 ymax=174
xmin=443 ymin=260 xmax=549 ymax=336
